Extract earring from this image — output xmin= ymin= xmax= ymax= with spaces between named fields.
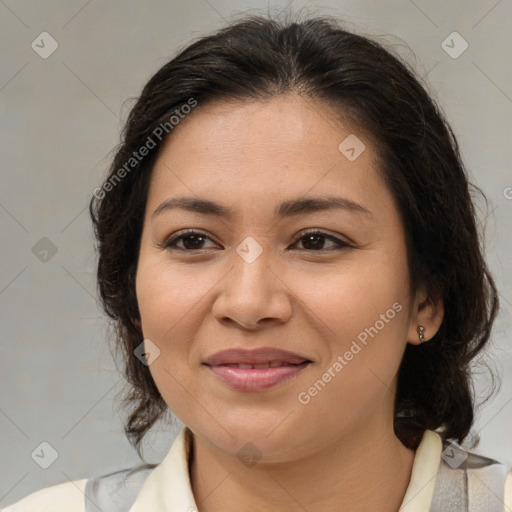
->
xmin=417 ymin=325 xmax=426 ymax=343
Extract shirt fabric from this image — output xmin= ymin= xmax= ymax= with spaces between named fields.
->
xmin=3 ymin=427 xmax=511 ymax=512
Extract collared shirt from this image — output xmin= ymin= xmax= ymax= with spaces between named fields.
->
xmin=3 ymin=428 xmax=511 ymax=512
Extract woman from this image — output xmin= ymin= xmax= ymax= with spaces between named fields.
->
xmin=4 ymin=12 xmax=511 ymax=512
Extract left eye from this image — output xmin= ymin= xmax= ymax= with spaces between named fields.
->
xmin=161 ymin=230 xmax=351 ymax=252
xmin=293 ymin=231 xmax=350 ymax=251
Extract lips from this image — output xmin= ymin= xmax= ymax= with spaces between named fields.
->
xmin=203 ymin=347 xmax=311 ymax=366
xmin=203 ymin=347 xmax=312 ymax=392
xmin=217 ymin=361 xmax=298 ymax=369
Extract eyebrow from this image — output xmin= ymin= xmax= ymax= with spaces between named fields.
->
xmin=152 ymin=195 xmax=371 ymax=221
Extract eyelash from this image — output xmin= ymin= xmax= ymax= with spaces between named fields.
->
xmin=160 ymin=229 xmax=353 ymax=253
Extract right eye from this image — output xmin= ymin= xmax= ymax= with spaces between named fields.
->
xmin=161 ymin=230 xmax=218 ymax=252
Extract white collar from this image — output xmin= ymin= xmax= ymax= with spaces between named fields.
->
xmin=130 ymin=427 xmax=442 ymax=512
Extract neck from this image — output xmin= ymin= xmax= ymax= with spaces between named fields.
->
xmin=189 ymin=419 xmax=416 ymax=512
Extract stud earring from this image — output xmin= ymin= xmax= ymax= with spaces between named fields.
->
xmin=417 ymin=325 xmax=426 ymax=343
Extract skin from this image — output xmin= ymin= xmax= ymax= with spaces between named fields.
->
xmin=135 ymin=93 xmax=444 ymax=512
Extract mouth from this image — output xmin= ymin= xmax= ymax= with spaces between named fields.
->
xmin=203 ymin=348 xmax=312 ymax=392
xmin=212 ymin=361 xmax=307 ymax=369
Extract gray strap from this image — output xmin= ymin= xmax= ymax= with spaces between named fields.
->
xmin=429 ymin=440 xmax=508 ymax=512
xmin=84 ymin=463 xmax=157 ymax=512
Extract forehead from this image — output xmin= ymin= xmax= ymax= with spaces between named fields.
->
xmin=146 ymin=94 xmax=388 ymax=218
xmin=157 ymin=93 xmax=371 ymax=162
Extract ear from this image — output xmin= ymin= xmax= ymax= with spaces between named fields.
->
xmin=407 ymin=286 xmax=444 ymax=345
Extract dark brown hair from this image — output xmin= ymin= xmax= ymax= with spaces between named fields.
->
xmin=89 ymin=11 xmax=499 ymax=459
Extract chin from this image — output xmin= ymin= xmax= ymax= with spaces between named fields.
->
xmin=197 ymin=419 xmax=305 ymax=462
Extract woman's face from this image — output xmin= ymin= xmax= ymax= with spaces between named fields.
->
xmin=136 ymin=94 xmax=426 ymax=461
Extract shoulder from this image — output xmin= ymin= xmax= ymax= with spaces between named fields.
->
xmin=84 ymin=462 xmax=157 ymax=511
xmin=1 ymin=463 xmax=157 ymax=512
xmin=1 ymin=479 xmax=88 ymax=512
xmin=431 ymin=437 xmax=512 ymax=512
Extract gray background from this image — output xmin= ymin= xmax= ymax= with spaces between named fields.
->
xmin=1 ymin=0 xmax=511 ymax=507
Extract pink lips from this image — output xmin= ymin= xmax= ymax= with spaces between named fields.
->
xmin=203 ymin=347 xmax=312 ymax=392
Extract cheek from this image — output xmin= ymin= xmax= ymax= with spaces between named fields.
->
xmin=296 ymin=256 xmax=410 ymax=400
xmin=135 ymin=258 xmax=204 ymax=425
xmin=136 ymin=256 xmax=210 ymax=338
xmin=300 ymin=255 xmax=409 ymax=342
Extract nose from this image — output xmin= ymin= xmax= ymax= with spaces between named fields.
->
xmin=211 ymin=241 xmax=293 ymax=331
